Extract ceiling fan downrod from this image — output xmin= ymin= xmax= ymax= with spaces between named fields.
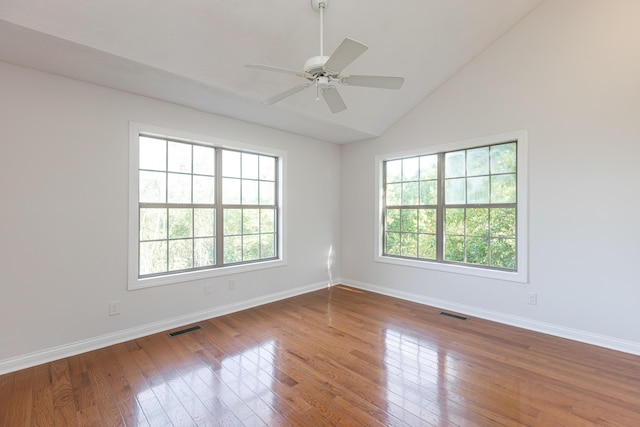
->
xmin=312 ymin=0 xmax=328 ymax=56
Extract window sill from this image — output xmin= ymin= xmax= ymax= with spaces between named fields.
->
xmin=128 ymin=258 xmax=286 ymax=290
xmin=374 ymin=254 xmax=527 ymax=283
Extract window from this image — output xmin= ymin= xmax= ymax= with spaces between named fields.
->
xmin=129 ymin=124 xmax=285 ymax=289
xmin=376 ymin=131 xmax=527 ymax=282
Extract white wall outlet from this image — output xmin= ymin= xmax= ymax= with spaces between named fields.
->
xmin=109 ymin=300 xmax=121 ymax=316
xmin=228 ymin=279 xmax=236 ymax=290
xmin=527 ymin=292 xmax=538 ymax=305
xmin=204 ymin=284 xmax=213 ymax=295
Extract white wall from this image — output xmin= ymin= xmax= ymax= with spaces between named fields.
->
xmin=341 ymin=0 xmax=640 ymax=352
xmin=0 ymin=61 xmax=340 ymax=370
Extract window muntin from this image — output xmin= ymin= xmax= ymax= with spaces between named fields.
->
xmin=134 ymin=133 xmax=280 ymax=284
xmin=382 ymin=141 xmax=518 ymax=272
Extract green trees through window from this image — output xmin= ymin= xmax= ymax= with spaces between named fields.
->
xmin=137 ymin=135 xmax=278 ymax=278
xmin=383 ymin=142 xmax=517 ymax=271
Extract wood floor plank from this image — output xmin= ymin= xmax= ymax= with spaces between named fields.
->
xmin=31 ymin=364 xmax=55 ymax=427
xmin=2 ymin=285 xmax=640 ymax=426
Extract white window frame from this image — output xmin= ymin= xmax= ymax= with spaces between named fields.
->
xmin=128 ymin=122 xmax=287 ymax=290
xmin=374 ymin=130 xmax=528 ymax=283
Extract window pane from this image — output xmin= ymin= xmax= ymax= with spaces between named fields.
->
xmin=467 ymin=176 xmax=490 ymax=204
xmin=466 ymin=208 xmax=489 ymax=237
xmin=445 ymin=151 xmax=465 ymax=178
xmin=259 ymin=181 xmax=275 ymax=205
xmin=169 ymin=239 xmax=193 ymax=271
xmin=260 ymin=156 xmax=276 ymax=181
xmin=402 ymin=157 xmax=419 ymax=181
xmin=467 ymin=147 xmax=489 ymax=176
xmin=386 ymin=160 xmax=402 ymax=183
xmin=418 ymin=234 xmax=436 ymax=259
xmin=243 ymin=209 xmax=260 ymax=234
xmin=491 ymin=208 xmax=516 ymax=238
xmin=386 ymin=209 xmax=401 ymax=232
xmin=242 ymin=180 xmax=259 ymax=205
xmin=385 ymin=232 xmax=401 ymax=255
xmin=420 ymin=155 xmax=437 ymax=180
xmin=260 ymin=209 xmax=275 ymax=233
xmin=260 ymin=234 xmax=275 ymax=258
xmin=140 ymin=137 xmax=166 ymax=171
xmin=194 ymin=237 xmax=215 ymax=267
xmin=401 ymin=233 xmax=418 ymax=257
xmin=140 ymin=208 xmax=167 ymax=241
xmin=194 ymin=208 xmax=215 ymax=238
xmin=400 ymin=209 xmax=417 ymax=233
xmin=242 ymin=153 xmax=259 ymax=179
xmin=445 ymin=236 xmax=465 ymax=262
xmin=168 ymin=173 xmax=191 ymax=203
xmin=139 ymin=171 xmax=166 ymax=203
xmin=139 ymin=241 xmax=167 ymax=275
xmin=386 ymin=183 xmax=402 ymax=206
xmin=490 ymin=238 xmax=516 ymax=269
xmin=466 ymin=237 xmax=488 ymax=265
xmin=168 ymin=142 xmax=191 ymax=173
xmin=420 ymin=180 xmax=437 ymax=205
xmin=222 ymin=177 xmax=241 ymax=204
xmin=491 ymin=143 xmax=516 ymax=174
xmin=169 ymin=208 xmax=192 ymax=239
xmin=402 ymin=182 xmax=419 ymax=205
xmin=224 ymin=209 xmax=242 ymax=235
xmin=418 ymin=209 xmax=436 ymax=234
xmin=491 ymin=174 xmax=516 ymax=203
xmin=243 ymin=235 xmax=260 ymax=261
xmin=445 ymin=208 xmax=465 ymax=235
xmin=224 ymin=236 xmax=242 ymax=264
xmin=445 ymin=178 xmax=465 ymax=204
xmin=193 ymin=175 xmax=215 ymax=204
xmin=193 ymin=145 xmax=215 ymax=176
xmin=222 ymin=150 xmax=241 ymax=178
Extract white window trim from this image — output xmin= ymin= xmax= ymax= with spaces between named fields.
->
xmin=374 ymin=130 xmax=528 ymax=283
xmin=128 ymin=122 xmax=287 ymax=290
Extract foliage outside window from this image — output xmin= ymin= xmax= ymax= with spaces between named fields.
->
xmin=379 ymin=134 xmax=526 ymax=281
xmin=129 ymin=125 xmax=282 ymax=289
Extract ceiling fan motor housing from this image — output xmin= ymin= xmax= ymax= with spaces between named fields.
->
xmin=304 ymin=55 xmax=331 ymax=78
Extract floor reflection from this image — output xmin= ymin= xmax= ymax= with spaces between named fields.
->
xmin=385 ymin=328 xmax=455 ymax=424
xmin=134 ymin=338 xmax=276 ymax=425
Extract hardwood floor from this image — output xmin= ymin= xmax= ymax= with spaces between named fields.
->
xmin=2 ymin=285 xmax=640 ymax=426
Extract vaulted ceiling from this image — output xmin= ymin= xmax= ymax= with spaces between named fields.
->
xmin=0 ymin=0 xmax=544 ymax=143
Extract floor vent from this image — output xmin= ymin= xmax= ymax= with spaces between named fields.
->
xmin=439 ymin=311 xmax=469 ymax=321
xmin=168 ymin=325 xmax=202 ymax=337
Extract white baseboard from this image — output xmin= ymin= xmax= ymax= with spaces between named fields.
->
xmin=342 ymin=279 xmax=640 ymax=357
xmin=0 ymin=281 xmax=329 ymax=375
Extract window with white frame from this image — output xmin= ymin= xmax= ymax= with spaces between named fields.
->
xmin=376 ymin=131 xmax=527 ymax=282
xmin=129 ymin=124 xmax=284 ymax=289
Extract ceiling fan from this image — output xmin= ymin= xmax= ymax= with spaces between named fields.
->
xmin=246 ymin=0 xmax=404 ymax=113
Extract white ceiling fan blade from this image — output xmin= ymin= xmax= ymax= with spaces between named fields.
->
xmin=321 ymin=86 xmax=347 ymax=113
xmin=246 ymin=64 xmax=305 ymax=78
xmin=342 ymin=75 xmax=405 ymax=90
xmin=323 ymin=38 xmax=368 ymax=74
xmin=262 ymin=84 xmax=309 ymax=105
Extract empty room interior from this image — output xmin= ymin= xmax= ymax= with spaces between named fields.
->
xmin=1 ymin=0 xmax=640 ymax=425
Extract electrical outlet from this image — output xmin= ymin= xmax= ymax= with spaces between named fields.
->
xmin=204 ymin=284 xmax=213 ymax=295
xmin=228 ymin=279 xmax=236 ymax=290
xmin=527 ymin=292 xmax=537 ymax=305
xmin=109 ymin=300 xmax=121 ymax=316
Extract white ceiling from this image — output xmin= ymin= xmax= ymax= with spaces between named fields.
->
xmin=0 ymin=0 xmax=544 ymax=144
